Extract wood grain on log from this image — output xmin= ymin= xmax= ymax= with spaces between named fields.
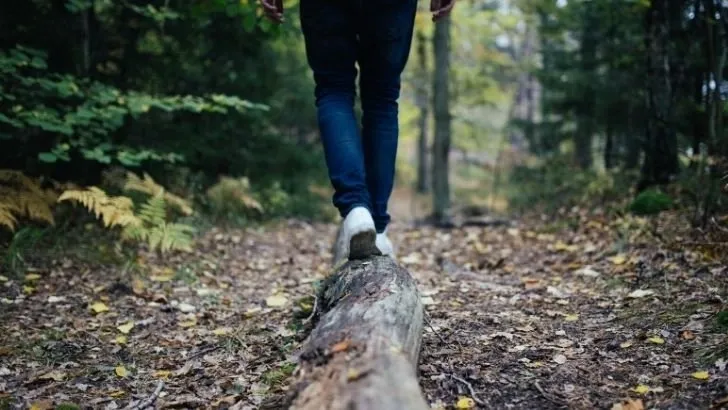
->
xmin=289 ymin=256 xmax=428 ymax=410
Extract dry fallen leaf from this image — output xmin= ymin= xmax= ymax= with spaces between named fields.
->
xmin=692 ymin=371 xmax=709 ymax=380
xmin=331 ymin=340 xmax=351 ymax=353
xmin=115 ymin=365 xmax=128 ymax=378
xmin=611 ymin=254 xmax=627 ymax=265
xmin=39 ymin=370 xmax=66 ymax=382
xmin=627 ymin=289 xmax=655 ymax=298
xmin=115 ymin=335 xmax=128 ymax=345
xmin=265 ymin=294 xmax=288 ymax=307
xmin=90 ymin=301 xmax=109 ymax=314
xmin=611 ymin=398 xmax=644 ymax=410
xmin=29 ymin=401 xmax=53 ymax=410
xmin=455 ymin=396 xmax=475 ymax=409
xmin=620 ymin=341 xmax=634 ymax=349
xmin=153 ymin=370 xmax=172 ymax=379
xmin=25 ymin=273 xmax=41 ymax=282
xmin=680 ymin=330 xmax=695 ymax=340
xmin=632 ymin=384 xmax=650 ymax=394
xmin=648 ymin=336 xmax=665 ymax=344
xmin=117 ymin=321 xmax=134 ymax=334
xmin=564 ymin=313 xmax=579 ymax=322
xmin=213 ymin=327 xmax=230 ymax=336
xmin=179 ymin=318 xmax=197 ymax=328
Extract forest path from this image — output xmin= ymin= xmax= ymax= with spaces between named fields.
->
xmin=1 ymin=210 xmax=726 ymax=409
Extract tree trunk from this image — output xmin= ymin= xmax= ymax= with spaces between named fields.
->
xmin=640 ymin=0 xmax=679 ymax=190
xmin=574 ymin=3 xmax=597 ymax=170
xmin=415 ymin=29 xmax=430 ymax=194
xmin=432 ymin=16 xmax=452 ymax=224
xmin=288 ymin=256 xmax=427 ymax=410
xmin=604 ymin=119 xmax=614 ymax=170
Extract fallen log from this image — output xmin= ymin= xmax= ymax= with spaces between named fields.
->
xmin=288 ymin=255 xmax=428 ymax=410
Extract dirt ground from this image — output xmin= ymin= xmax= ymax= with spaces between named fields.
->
xmin=1 ymin=204 xmax=727 ymax=409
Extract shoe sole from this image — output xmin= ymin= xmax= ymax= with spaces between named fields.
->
xmin=348 ymin=230 xmax=378 ymax=260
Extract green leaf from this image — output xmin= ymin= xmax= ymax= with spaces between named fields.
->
xmin=38 ymin=152 xmax=57 ymax=163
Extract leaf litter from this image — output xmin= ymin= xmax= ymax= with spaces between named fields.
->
xmin=0 ymin=206 xmax=726 ymax=409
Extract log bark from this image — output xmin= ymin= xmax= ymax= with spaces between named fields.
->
xmin=289 ymin=256 xmax=427 ymax=410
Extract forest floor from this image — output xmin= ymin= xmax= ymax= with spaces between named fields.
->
xmin=1 ymin=199 xmax=728 ymax=410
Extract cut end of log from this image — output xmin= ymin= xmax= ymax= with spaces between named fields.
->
xmin=288 ymin=256 xmax=428 ymax=410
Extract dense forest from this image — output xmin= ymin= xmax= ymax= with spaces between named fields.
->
xmin=1 ymin=1 xmax=727 ymax=409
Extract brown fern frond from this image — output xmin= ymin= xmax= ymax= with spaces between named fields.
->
xmin=24 ymin=200 xmax=55 ymax=225
xmin=58 ymin=186 xmax=138 ymax=228
xmin=124 ymin=172 xmax=193 ymax=215
xmin=0 ymin=205 xmax=18 ymax=232
xmin=0 ymin=172 xmax=56 ymax=227
xmin=0 ymin=170 xmax=45 ymax=196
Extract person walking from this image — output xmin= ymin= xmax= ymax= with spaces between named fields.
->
xmin=261 ymin=0 xmax=455 ymax=262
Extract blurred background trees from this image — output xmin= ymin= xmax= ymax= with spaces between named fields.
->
xmin=2 ymin=0 xmax=727 ymax=264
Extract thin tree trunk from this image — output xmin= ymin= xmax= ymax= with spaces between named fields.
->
xmin=415 ymin=29 xmax=430 ymax=194
xmin=640 ymin=0 xmax=679 ymax=190
xmin=432 ymin=16 xmax=452 ymax=224
xmin=604 ymin=119 xmax=614 ymax=169
xmin=574 ymin=3 xmax=596 ymax=170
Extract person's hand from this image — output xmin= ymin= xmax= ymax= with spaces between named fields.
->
xmin=431 ymin=0 xmax=455 ymax=21
xmin=260 ymin=0 xmax=284 ymax=23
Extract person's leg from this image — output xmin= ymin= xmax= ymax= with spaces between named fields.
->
xmin=300 ymin=0 xmax=378 ymax=260
xmin=358 ymin=0 xmax=418 ymax=235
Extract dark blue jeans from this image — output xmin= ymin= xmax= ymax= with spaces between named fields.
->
xmin=300 ymin=0 xmax=417 ymax=233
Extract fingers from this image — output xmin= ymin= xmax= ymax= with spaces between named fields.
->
xmin=260 ymin=0 xmax=284 ymax=23
xmin=432 ymin=0 xmax=455 ymax=21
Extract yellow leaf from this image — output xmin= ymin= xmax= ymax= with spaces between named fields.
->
xmin=39 ymin=370 xmax=67 ymax=381
xmin=108 ymin=390 xmax=125 ymax=398
xmin=553 ymin=241 xmax=578 ymax=252
xmin=150 ymin=274 xmax=174 ymax=282
xmin=90 ymin=301 xmax=109 ymax=313
xmin=647 ymin=336 xmax=665 ymax=344
xmin=115 ymin=335 xmax=128 ymax=345
xmin=455 ymin=397 xmax=475 ymax=409
xmin=632 ymin=384 xmax=650 ymax=394
xmin=564 ymin=314 xmax=579 ymax=322
xmin=116 ymin=321 xmax=134 ymax=334
xmin=620 ymin=341 xmax=633 ymax=349
xmin=692 ymin=371 xmax=709 ymax=380
xmin=611 ymin=398 xmax=645 ymax=410
xmin=25 ymin=273 xmax=41 ymax=282
xmin=23 ymin=285 xmax=35 ymax=294
xmin=153 ymin=370 xmax=172 ymax=379
xmin=212 ymin=327 xmax=230 ymax=336
xmin=244 ymin=307 xmax=262 ymax=317
xmin=0 ymin=275 xmax=8 ymax=282
xmin=611 ymin=254 xmax=627 ymax=265
xmin=29 ymin=401 xmax=53 ymax=410
xmin=115 ymin=365 xmax=128 ymax=378
xmin=265 ymin=293 xmax=288 ymax=307
xmin=179 ymin=318 xmax=197 ymax=328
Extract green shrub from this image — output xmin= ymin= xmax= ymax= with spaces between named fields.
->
xmin=629 ymin=189 xmax=673 ymax=215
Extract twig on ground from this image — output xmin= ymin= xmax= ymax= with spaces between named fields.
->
xmin=423 ymin=312 xmax=450 ymax=347
xmin=450 ymin=374 xmax=485 ymax=406
xmin=303 ymin=293 xmax=318 ymax=325
xmin=533 ymin=381 xmax=566 ymax=406
xmin=186 ymin=344 xmax=221 ymax=360
xmin=124 ymin=380 xmax=164 ymax=410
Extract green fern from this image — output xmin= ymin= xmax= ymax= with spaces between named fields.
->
xmin=121 ymin=192 xmax=195 ymax=253
xmin=61 ymin=184 xmax=195 ymax=254
xmin=138 ymin=192 xmax=167 ymax=227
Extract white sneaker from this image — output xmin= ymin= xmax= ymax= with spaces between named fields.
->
xmin=332 ymin=207 xmax=378 ymax=266
xmin=376 ymin=231 xmax=395 ymax=259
